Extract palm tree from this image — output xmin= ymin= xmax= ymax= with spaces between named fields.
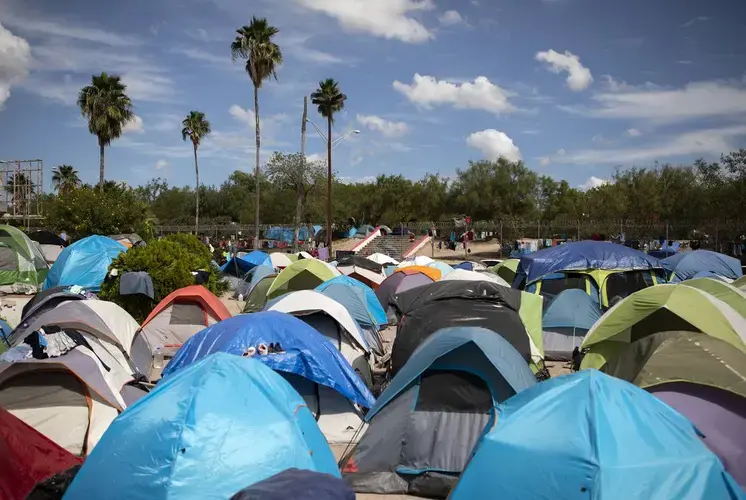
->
xmin=311 ymin=78 xmax=347 ymax=251
xmin=51 ymin=165 xmax=81 ymax=194
xmin=231 ymin=17 xmax=283 ymax=248
xmin=77 ymin=72 xmax=134 ymax=188
xmin=181 ymin=111 xmax=212 ymax=234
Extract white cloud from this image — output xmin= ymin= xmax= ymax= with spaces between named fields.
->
xmin=681 ymin=16 xmax=711 ymax=28
xmin=627 ymin=128 xmax=641 ymax=137
xmin=229 ymin=104 xmax=255 ymax=128
xmin=296 ymin=0 xmax=436 ymax=43
xmin=567 ymin=79 xmax=746 ymax=123
xmin=393 ymin=74 xmax=516 ymax=114
xmin=306 ymin=153 xmax=325 ymax=163
xmin=1 ymin=12 xmax=141 ymax=46
xmin=155 ymin=159 xmax=169 ymax=170
xmin=535 ymin=49 xmax=593 ymax=91
xmin=545 ymin=125 xmax=746 ymax=165
xmin=123 ymin=115 xmax=144 ymax=134
xmin=579 ymin=177 xmax=610 ymax=190
xmin=439 ymin=10 xmax=464 ymax=26
xmin=0 ymin=23 xmax=31 ymax=108
xmin=170 ymin=47 xmax=229 ymax=67
xmin=121 ymin=71 xmax=175 ymax=102
xmin=357 ymin=114 xmax=409 ymax=137
xmin=467 ymin=129 xmax=522 ymax=162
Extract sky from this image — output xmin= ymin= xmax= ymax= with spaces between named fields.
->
xmin=1 ymin=0 xmax=745 ymax=193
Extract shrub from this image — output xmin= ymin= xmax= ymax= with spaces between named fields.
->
xmin=99 ymin=237 xmax=228 ymax=322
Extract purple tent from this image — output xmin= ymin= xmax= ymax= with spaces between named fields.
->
xmin=375 ymin=272 xmax=434 ymax=324
xmin=649 ymin=382 xmax=746 ymax=489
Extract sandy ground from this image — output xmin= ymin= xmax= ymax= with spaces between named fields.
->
xmin=0 ymin=294 xmax=33 ymax=327
xmin=414 ymin=240 xmax=502 ymax=262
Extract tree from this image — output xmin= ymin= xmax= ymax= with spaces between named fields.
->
xmin=264 ymin=152 xmax=325 ymax=249
xmin=181 ymin=111 xmax=212 ymax=234
xmin=77 ymin=73 xmax=134 ymax=187
xmin=51 ymin=165 xmax=81 ymax=194
xmin=5 ymin=172 xmax=35 ymax=216
xmin=231 ymin=17 xmax=283 ymax=248
xmin=311 ymin=78 xmax=347 ymax=251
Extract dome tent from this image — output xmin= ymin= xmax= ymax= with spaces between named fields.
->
xmin=266 ymin=258 xmax=339 ymax=299
xmin=542 ymin=289 xmax=602 ymax=361
xmin=162 ymin=312 xmax=374 ymax=444
xmin=131 ymin=285 xmax=232 ymax=381
xmin=375 ymin=270 xmax=435 ymax=324
xmin=64 ymin=353 xmax=339 ymax=500
xmin=581 ymin=284 xmax=746 ymax=371
xmin=663 ymin=249 xmax=743 ymax=282
xmin=44 ymin=236 xmax=126 ymax=291
xmin=0 ymin=225 xmax=48 ymax=294
xmin=341 ymin=327 xmax=535 ymax=498
xmin=450 ymin=370 xmax=743 ymax=500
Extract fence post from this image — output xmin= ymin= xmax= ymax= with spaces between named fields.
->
xmin=499 ymin=220 xmax=503 ymax=257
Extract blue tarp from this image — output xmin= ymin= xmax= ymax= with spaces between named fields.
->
xmin=663 ymin=250 xmax=743 ymax=281
xmin=163 ymin=312 xmax=375 ymax=408
xmin=266 ymin=226 xmax=321 ymax=243
xmin=220 ymin=251 xmax=271 ymax=275
xmin=64 ymin=353 xmax=339 ymax=500
xmin=516 ymin=241 xmax=664 ymax=285
xmin=454 ymin=262 xmax=474 ymax=271
xmin=451 ymin=370 xmax=744 ymax=500
xmin=43 ymin=235 xmax=126 ymax=291
xmin=316 ymin=275 xmax=387 ymax=326
xmin=368 ymin=327 xmax=536 ymax=420
xmin=542 ymin=289 xmax=602 ymax=331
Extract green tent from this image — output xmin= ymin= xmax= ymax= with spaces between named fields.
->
xmin=0 ymin=225 xmax=49 ymax=294
xmin=266 ymin=259 xmax=339 ymax=299
xmin=491 ymin=258 xmax=519 ymax=285
xmin=682 ymin=278 xmax=746 ymax=318
xmin=732 ymin=275 xmax=746 ymax=291
xmin=242 ymin=273 xmax=277 ymax=313
xmin=602 ymin=330 xmax=746 ymax=397
xmin=580 ymin=284 xmax=746 ymax=370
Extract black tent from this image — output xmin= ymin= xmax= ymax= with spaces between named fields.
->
xmin=27 ymin=230 xmax=68 ymax=247
xmin=336 ymin=255 xmax=383 ymax=273
xmin=389 ymin=280 xmax=532 ymax=374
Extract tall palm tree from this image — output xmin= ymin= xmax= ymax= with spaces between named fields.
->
xmin=230 ymin=17 xmax=283 ymax=248
xmin=77 ymin=72 xmax=134 ymax=188
xmin=311 ymin=78 xmax=347 ymax=251
xmin=181 ymin=111 xmax=212 ymax=234
xmin=51 ymin=165 xmax=81 ymax=194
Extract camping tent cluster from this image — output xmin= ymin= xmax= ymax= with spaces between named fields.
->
xmin=1 ymin=238 xmax=746 ymax=499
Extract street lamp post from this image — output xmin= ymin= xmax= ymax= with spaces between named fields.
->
xmin=306 ymin=119 xmax=360 ymax=256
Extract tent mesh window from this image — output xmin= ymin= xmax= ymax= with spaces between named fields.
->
xmin=605 ymin=271 xmax=654 ymax=304
xmin=0 ymin=246 xmax=17 ymax=271
xmin=414 ymin=371 xmax=492 ymax=413
xmin=538 ymin=273 xmax=587 ymax=301
xmin=169 ymin=302 xmax=206 ymax=325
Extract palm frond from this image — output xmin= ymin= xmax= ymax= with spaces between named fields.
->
xmin=182 ymin=111 xmax=211 ymax=148
xmin=311 ymin=78 xmax=347 ymax=123
xmin=230 ymin=17 xmax=283 ymax=88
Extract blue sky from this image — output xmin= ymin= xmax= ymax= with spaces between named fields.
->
xmin=1 ymin=0 xmax=745 ymax=192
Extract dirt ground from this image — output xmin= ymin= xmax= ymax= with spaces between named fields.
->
xmin=414 ymin=240 xmax=502 ymax=262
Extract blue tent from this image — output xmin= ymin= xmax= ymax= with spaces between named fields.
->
xmin=450 ymin=370 xmax=744 ymax=500
xmin=64 ymin=353 xmax=339 ymax=500
xmin=515 ymin=240 xmax=664 ymax=285
xmin=663 ymin=250 xmax=743 ymax=281
xmin=542 ymin=289 xmax=602 ymax=361
xmin=43 ymin=235 xmax=126 ymax=291
xmin=266 ymin=226 xmax=321 ymax=243
xmin=220 ymin=251 xmax=271 ymax=275
xmin=163 ymin=311 xmax=374 ymax=408
xmin=454 ymin=262 xmax=474 ymax=271
xmin=315 ymin=275 xmax=386 ymax=327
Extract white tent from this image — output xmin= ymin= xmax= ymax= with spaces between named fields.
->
xmin=10 ymin=300 xmax=140 ymax=386
xmin=397 ymin=255 xmax=434 ymax=268
xmin=266 ymin=290 xmax=372 ymax=385
xmin=269 ymin=252 xmax=293 ymax=269
xmin=367 ymin=253 xmax=399 ymax=266
xmin=0 ymin=347 xmax=127 ymax=455
xmin=441 ymin=269 xmax=510 ymax=287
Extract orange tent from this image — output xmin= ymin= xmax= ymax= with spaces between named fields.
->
xmin=394 ymin=265 xmax=442 ymax=281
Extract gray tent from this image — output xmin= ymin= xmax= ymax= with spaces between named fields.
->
xmin=341 ymin=327 xmax=536 ymax=498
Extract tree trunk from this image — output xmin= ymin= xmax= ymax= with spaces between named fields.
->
xmin=253 ymin=85 xmax=261 ymax=250
xmin=99 ymin=140 xmax=105 ymax=189
xmin=326 ymin=115 xmax=333 ymax=254
xmin=295 ymin=96 xmax=308 ymax=253
xmin=194 ymin=143 xmax=200 ymax=235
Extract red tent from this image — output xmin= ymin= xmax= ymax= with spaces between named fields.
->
xmin=0 ymin=406 xmax=83 ymax=499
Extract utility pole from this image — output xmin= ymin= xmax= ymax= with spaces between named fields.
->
xmin=295 ymin=96 xmax=308 ymax=253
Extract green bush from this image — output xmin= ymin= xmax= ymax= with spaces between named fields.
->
xmin=99 ymin=237 xmax=228 ymax=322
